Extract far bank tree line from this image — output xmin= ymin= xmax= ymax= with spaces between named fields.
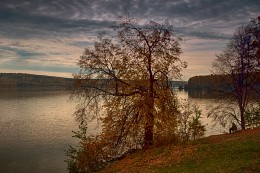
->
xmin=188 ymin=73 xmax=260 ymax=91
xmin=66 ymin=16 xmax=260 ymax=172
xmin=0 ymin=73 xmax=73 ymax=88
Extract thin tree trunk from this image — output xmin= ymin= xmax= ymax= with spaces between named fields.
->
xmin=240 ymin=108 xmax=246 ymax=129
xmin=143 ymin=93 xmax=155 ymax=148
xmin=144 ymin=49 xmax=155 ymax=148
xmin=144 ymin=112 xmax=154 ymax=148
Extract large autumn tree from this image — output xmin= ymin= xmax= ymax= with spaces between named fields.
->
xmin=73 ymin=17 xmax=186 ymax=152
xmin=210 ymin=17 xmax=260 ymax=130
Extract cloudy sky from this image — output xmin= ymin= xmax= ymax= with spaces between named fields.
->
xmin=0 ymin=0 xmax=259 ymax=80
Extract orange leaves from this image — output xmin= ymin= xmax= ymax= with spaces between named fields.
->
xmin=71 ymin=17 xmax=186 ymax=172
xmin=100 ymin=144 xmax=198 ymax=173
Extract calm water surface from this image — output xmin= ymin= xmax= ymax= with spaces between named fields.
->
xmin=0 ymin=88 xmax=224 ymax=173
xmin=0 ymin=88 xmax=78 ymax=173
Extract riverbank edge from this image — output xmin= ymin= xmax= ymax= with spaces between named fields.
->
xmin=99 ymin=128 xmax=260 ymax=173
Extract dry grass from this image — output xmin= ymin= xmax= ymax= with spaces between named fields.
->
xmin=99 ymin=128 xmax=260 ymax=173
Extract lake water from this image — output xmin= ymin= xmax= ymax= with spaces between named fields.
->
xmin=0 ymin=88 xmax=78 ymax=173
xmin=0 ymin=88 xmax=225 ymax=173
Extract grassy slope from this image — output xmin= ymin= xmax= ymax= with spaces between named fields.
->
xmin=100 ymin=128 xmax=260 ymax=173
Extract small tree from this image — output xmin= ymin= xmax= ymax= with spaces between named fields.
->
xmin=65 ymin=123 xmax=107 ymax=173
xmin=188 ymin=105 xmax=206 ymax=140
xmin=210 ymin=17 xmax=260 ymax=130
xmin=178 ymin=100 xmax=206 ymax=141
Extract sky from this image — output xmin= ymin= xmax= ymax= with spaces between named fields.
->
xmin=0 ymin=0 xmax=259 ymax=80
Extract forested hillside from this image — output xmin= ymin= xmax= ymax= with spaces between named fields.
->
xmin=0 ymin=73 xmax=187 ymax=89
xmin=188 ymin=75 xmax=224 ymax=90
xmin=188 ymin=74 xmax=260 ymax=90
xmin=0 ymin=73 xmax=73 ymax=88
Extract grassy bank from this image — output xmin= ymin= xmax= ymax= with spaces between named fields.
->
xmin=100 ymin=128 xmax=260 ymax=173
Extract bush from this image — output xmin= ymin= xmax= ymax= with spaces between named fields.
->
xmin=245 ymin=106 xmax=260 ymax=128
xmin=65 ymin=124 xmax=106 ymax=173
xmin=178 ymin=100 xmax=206 ymax=141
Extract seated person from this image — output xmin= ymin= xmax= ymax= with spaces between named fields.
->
xmin=229 ymin=123 xmax=237 ymax=134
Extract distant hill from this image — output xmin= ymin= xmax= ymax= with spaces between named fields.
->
xmin=188 ymin=74 xmax=260 ymax=90
xmin=0 ymin=73 xmax=73 ymax=88
xmin=0 ymin=73 xmax=188 ymax=89
xmin=188 ymin=74 xmax=223 ymax=90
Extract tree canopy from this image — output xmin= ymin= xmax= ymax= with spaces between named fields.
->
xmin=70 ymin=17 xmax=186 ymax=167
xmin=210 ymin=17 xmax=260 ymax=129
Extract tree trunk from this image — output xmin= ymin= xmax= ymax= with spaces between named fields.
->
xmin=144 ymin=112 xmax=154 ymax=148
xmin=239 ymin=44 xmax=246 ymax=130
xmin=240 ymin=109 xmax=246 ymax=130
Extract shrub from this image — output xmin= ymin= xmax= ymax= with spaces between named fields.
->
xmin=178 ymin=100 xmax=206 ymax=141
xmin=245 ymin=106 xmax=260 ymax=128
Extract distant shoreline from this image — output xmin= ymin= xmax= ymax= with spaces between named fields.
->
xmin=0 ymin=73 xmax=73 ymax=88
xmin=0 ymin=73 xmax=188 ymax=89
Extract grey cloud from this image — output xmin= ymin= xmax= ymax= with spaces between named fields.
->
xmin=1 ymin=0 xmax=259 ymax=21
xmin=0 ymin=5 xmax=115 ymax=40
xmin=0 ymin=62 xmax=78 ymax=73
xmin=182 ymin=29 xmax=232 ymax=40
xmin=0 ymin=0 xmax=259 ymax=41
xmin=145 ymin=0 xmax=259 ymax=22
xmin=0 ymin=46 xmax=46 ymax=62
xmin=0 ymin=0 xmax=259 ymax=78
xmin=69 ymin=41 xmax=94 ymax=48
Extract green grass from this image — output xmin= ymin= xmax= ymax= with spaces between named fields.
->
xmin=156 ymin=140 xmax=259 ymax=173
xmin=100 ymin=128 xmax=260 ymax=173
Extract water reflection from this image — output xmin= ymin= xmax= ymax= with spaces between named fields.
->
xmin=187 ymin=89 xmax=224 ymax=99
xmin=0 ymin=88 xmax=77 ymax=173
xmin=0 ymin=87 xmax=68 ymax=99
